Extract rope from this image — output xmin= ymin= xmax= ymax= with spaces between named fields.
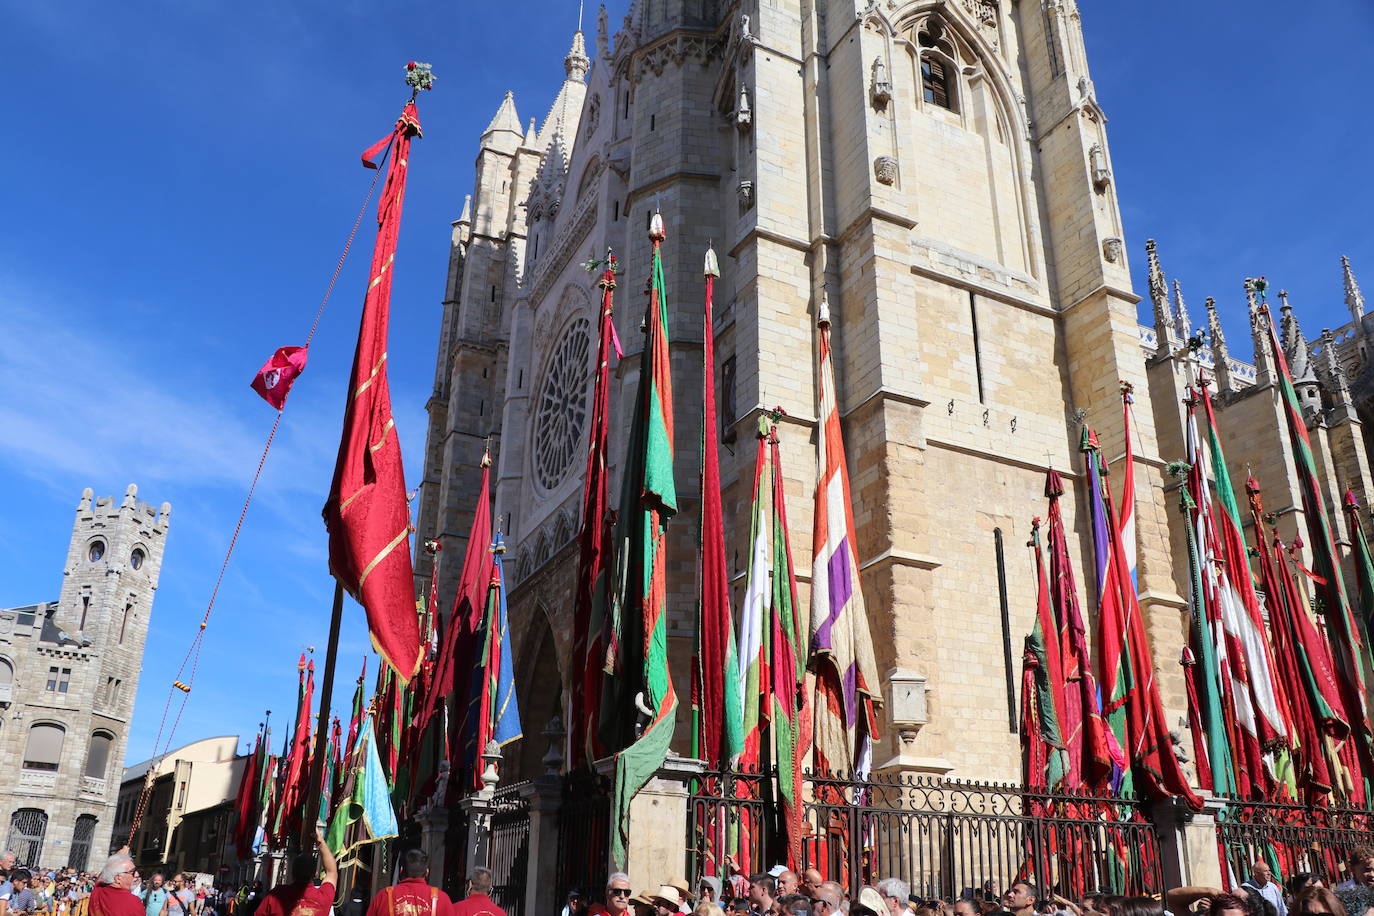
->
xmin=128 ymin=154 xmax=388 ymax=839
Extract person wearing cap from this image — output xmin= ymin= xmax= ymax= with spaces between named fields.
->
xmin=561 ymin=890 xmax=587 ymax=916
xmin=852 ymin=889 xmax=886 ymax=916
xmin=667 ymin=881 xmax=693 ymax=914
xmin=652 ymin=888 xmax=685 ymax=916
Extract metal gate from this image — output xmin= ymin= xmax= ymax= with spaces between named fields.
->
xmin=1218 ymin=800 xmax=1374 ymax=885
xmin=69 ymin=814 xmax=97 ymax=871
xmin=555 ymin=769 xmax=611 ymax=910
xmin=491 ymin=783 xmax=532 ymax=916
xmin=8 ymin=808 xmax=48 ymax=868
xmin=689 ymin=770 xmax=1163 ymax=901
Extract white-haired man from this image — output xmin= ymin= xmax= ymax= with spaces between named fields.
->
xmin=91 ymin=855 xmax=143 ymax=916
xmin=589 ymin=874 xmax=633 ymax=916
xmin=875 ymin=880 xmax=909 ymax=916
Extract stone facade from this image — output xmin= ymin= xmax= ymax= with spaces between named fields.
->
xmin=0 ymin=486 xmax=170 ymax=870
xmin=416 ymin=0 xmax=1373 ymax=859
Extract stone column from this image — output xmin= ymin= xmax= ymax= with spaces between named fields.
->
xmin=522 ymin=716 xmax=568 ymax=916
xmin=460 ymin=742 xmax=503 ymax=872
xmin=416 ymin=806 xmax=450 ymax=880
xmin=608 ymin=756 xmax=703 ymax=890
xmin=1153 ymin=796 xmax=1225 ymax=889
xmin=520 ymin=778 xmax=563 ymax=916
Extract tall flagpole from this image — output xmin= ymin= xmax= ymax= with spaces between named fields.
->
xmin=303 ymin=582 xmax=344 ymax=845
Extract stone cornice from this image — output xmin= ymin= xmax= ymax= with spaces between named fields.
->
xmin=927 ymin=436 xmax=1082 ymax=479
xmin=1060 ymin=282 xmax=1142 ymax=314
xmin=626 ymin=171 xmax=719 ymax=212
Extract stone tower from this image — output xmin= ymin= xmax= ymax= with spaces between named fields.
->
xmin=1 ymin=486 xmax=171 ymax=869
xmin=417 ymin=0 xmax=1190 ymax=785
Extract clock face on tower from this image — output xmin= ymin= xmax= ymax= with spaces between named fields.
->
xmin=532 ymin=316 xmax=593 ymax=492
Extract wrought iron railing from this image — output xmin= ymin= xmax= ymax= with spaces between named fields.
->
xmin=1217 ymin=799 xmax=1374 ymax=885
xmin=491 ymin=782 xmax=532 ymax=916
xmin=555 ymin=768 xmax=611 ymax=910
xmin=688 ymin=768 xmax=1163 ymax=901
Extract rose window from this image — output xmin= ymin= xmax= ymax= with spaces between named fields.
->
xmin=533 ymin=317 xmax=592 ymax=491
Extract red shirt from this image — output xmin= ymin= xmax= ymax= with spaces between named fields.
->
xmin=256 ymin=883 xmax=335 ymax=916
xmin=91 ymin=885 xmax=146 ymax=916
xmin=448 ymin=894 xmax=504 ymax=916
xmin=365 ymin=881 xmax=454 ymax=916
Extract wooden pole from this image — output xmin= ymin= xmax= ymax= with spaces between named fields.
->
xmin=303 ymin=581 xmax=345 ymax=846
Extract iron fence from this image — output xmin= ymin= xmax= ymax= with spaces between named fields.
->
xmin=491 ymin=782 xmax=533 ymax=916
xmin=1217 ymin=799 xmax=1374 ymax=885
xmin=688 ymin=769 xmax=1163 ymax=901
xmin=555 ymin=768 xmax=612 ymax=909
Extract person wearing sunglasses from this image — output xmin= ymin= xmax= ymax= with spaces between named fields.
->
xmin=590 ymin=875 xmax=635 ymax=916
xmin=90 ymin=857 xmax=142 ymax=916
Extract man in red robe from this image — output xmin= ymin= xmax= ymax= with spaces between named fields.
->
xmin=364 ymin=850 xmax=454 ymax=916
xmin=91 ymin=855 xmax=144 ymax=916
xmin=257 ymin=831 xmax=338 ymax=916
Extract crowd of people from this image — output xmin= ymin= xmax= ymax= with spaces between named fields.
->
xmin=21 ymin=838 xmax=1374 ymax=916
xmin=0 ymin=850 xmax=225 ymax=916
xmin=557 ymin=847 xmax=1374 ymax=916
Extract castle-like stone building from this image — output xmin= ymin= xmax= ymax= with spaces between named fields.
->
xmin=415 ymin=0 xmax=1371 ymax=827
xmin=1 ymin=487 xmax=170 ymax=870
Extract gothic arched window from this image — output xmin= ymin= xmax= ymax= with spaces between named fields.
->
xmin=917 ymin=20 xmax=960 ymax=114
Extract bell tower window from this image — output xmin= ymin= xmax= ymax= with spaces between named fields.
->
xmin=921 ymin=56 xmax=955 ymax=111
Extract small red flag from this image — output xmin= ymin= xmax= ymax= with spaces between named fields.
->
xmin=251 ymin=346 xmax=308 ymax=409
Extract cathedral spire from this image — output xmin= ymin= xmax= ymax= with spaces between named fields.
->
xmin=1205 ymin=297 xmax=1234 ymax=392
xmin=1344 ymin=255 xmax=1366 ymax=322
xmin=1319 ymin=327 xmax=1354 ymax=415
xmin=1145 ymin=239 xmax=1176 ymax=351
xmin=523 ymin=117 xmax=539 ymax=150
xmin=565 ymin=26 xmax=590 ymax=82
xmin=483 ymin=90 xmax=523 ymax=138
xmin=1279 ymin=289 xmax=1319 ymax=387
xmin=1246 ymin=277 xmax=1274 ymax=387
xmin=1173 ymin=279 xmax=1193 ymax=342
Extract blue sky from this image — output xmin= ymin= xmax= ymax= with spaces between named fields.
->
xmin=1 ymin=1 xmax=1371 ymax=765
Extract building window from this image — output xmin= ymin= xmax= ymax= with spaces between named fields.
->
xmin=46 ymin=666 xmax=71 ymax=693
xmin=119 ymin=603 xmax=131 ymax=644
xmin=68 ymin=815 xmax=96 ymax=872
xmin=88 ymin=540 xmax=105 ymax=562
xmin=85 ymin=731 xmax=114 ymax=779
xmin=921 ymin=56 xmax=954 ymax=111
xmin=532 ymin=317 xmax=594 ymax=491
xmin=6 ymin=809 xmax=48 ymax=868
xmin=23 ymin=723 xmax=65 ymax=771
xmin=130 ymin=548 xmax=145 ymax=571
